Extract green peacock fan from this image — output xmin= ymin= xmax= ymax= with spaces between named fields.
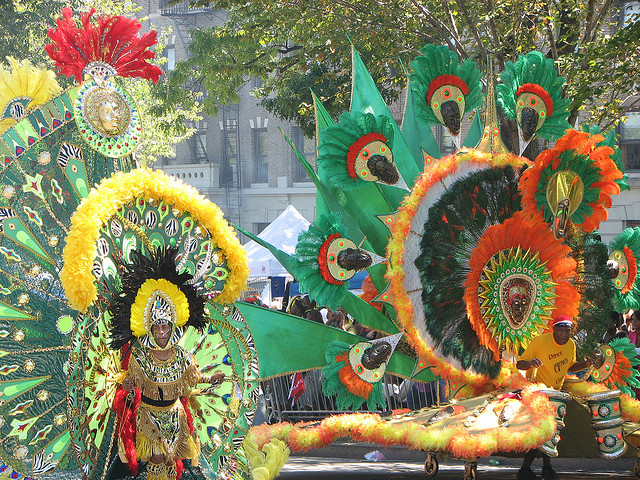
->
xmin=0 ymin=8 xmax=266 ymax=480
xmin=60 ymin=168 xmax=258 ymax=480
xmin=0 ymin=72 xmax=134 ymax=479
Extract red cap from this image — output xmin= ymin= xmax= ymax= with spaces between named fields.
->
xmin=553 ymin=315 xmax=573 ymax=327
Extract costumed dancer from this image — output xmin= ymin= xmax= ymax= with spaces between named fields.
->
xmin=516 ymin=316 xmax=596 ymax=480
xmin=111 ymin=247 xmax=225 ymax=480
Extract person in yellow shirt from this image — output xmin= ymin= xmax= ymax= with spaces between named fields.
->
xmin=515 ymin=315 xmax=595 ymax=480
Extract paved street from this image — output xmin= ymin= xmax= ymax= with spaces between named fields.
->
xmin=281 ymin=456 xmax=639 ymax=479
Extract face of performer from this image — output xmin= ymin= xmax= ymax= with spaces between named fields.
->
xmin=151 ymin=323 xmax=172 ymax=349
xmin=552 ymin=324 xmax=572 ymax=345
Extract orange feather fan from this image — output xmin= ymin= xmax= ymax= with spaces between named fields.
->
xmin=464 ymin=212 xmax=580 ymax=360
xmin=519 ymin=129 xmax=622 ymax=233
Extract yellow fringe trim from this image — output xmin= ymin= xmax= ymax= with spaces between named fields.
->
xmin=60 ymin=168 xmax=249 ymax=312
xmin=128 ymin=352 xmax=201 ymax=401
xmin=136 ymin=402 xmax=198 ymax=463
xmin=130 ymin=278 xmax=190 ymax=337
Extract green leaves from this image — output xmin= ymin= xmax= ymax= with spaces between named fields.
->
xmin=169 ymin=0 xmax=639 ymax=144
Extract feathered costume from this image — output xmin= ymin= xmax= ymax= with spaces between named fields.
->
xmin=238 ymin=43 xmax=640 ymax=473
xmin=1 ymin=7 xmax=639 ymax=477
xmin=0 ymin=9 xmax=289 ymax=480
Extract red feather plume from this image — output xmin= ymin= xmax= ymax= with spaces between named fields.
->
xmin=46 ymin=8 xmax=163 ymax=82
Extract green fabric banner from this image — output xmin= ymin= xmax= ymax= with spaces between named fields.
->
xmin=236 ymin=301 xmax=435 ymax=383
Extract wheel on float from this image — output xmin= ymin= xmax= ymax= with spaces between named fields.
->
xmin=464 ymin=461 xmax=477 ymax=480
xmin=424 ymin=452 xmax=439 ymax=476
xmin=634 ymin=458 xmax=640 ymax=480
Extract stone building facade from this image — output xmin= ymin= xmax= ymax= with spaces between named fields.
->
xmin=138 ymin=0 xmax=640 ymax=245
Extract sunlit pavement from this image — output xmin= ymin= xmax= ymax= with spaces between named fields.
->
xmin=280 ymin=456 xmax=639 ymax=479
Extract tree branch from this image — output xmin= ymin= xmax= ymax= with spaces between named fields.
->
xmin=453 ymin=0 xmax=487 ymax=61
xmin=409 ymin=0 xmax=460 ymax=52
xmin=485 ymin=0 xmax=505 ymax=67
xmin=439 ymin=0 xmax=465 ymax=57
xmin=581 ymin=0 xmax=614 ymax=46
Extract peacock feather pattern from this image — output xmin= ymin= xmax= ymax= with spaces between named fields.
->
xmin=0 ymin=84 xmax=133 ymax=478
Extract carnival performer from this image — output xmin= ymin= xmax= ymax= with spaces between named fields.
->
xmin=111 ymin=247 xmax=225 ymax=480
xmin=515 ymin=315 xmax=596 ymax=480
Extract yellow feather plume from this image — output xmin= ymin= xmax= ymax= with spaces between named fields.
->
xmin=0 ymin=57 xmax=61 ymax=134
xmin=244 ymin=433 xmax=290 ymax=480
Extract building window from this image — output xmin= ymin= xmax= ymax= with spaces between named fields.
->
xmin=292 ymin=127 xmax=316 ymax=181
xmin=221 ymin=133 xmax=238 ymax=187
xmin=621 ymin=1 xmax=640 ymax=27
xmin=434 ymin=124 xmax=456 ymax=155
xmin=621 ymin=111 xmax=640 ymax=170
xmin=187 ymin=120 xmax=207 ymax=163
xmin=253 ymin=128 xmax=268 ymax=183
xmin=166 ymin=45 xmax=175 ymax=71
xmin=191 ymin=131 xmax=207 ymax=162
xmin=254 ymin=222 xmax=269 ymax=235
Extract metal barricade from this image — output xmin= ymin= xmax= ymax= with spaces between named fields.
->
xmin=260 ymin=371 xmax=445 ymax=424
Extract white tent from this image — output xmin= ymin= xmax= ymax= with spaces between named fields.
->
xmin=243 ymin=205 xmax=310 ymax=277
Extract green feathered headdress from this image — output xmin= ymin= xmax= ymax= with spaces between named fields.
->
xmin=321 ymin=340 xmax=386 ymax=412
xmin=609 ymin=227 xmax=640 ymax=313
xmin=496 ymin=51 xmax=571 ymax=142
xmin=291 ymin=213 xmax=375 ymax=309
xmin=588 ymin=339 xmax=640 ymax=396
xmin=409 ymin=44 xmax=483 ymax=137
xmin=318 ymin=111 xmax=401 ymax=190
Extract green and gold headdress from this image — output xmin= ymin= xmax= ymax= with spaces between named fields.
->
xmin=410 ymin=44 xmax=483 ymax=146
xmin=318 ymin=111 xmax=407 ymax=191
xmin=497 ymin=51 xmax=571 ymax=152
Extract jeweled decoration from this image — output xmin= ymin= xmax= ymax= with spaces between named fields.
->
xmin=478 ymin=247 xmax=556 ymax=357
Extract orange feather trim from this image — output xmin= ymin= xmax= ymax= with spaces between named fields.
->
xmin=604 ymin=352 xmax=635 ymax=390
xmin=463 ymin=212 xmax=579 ymax=359
xmin=249 ymin=386 xmax=555 ymax=458
xmin=622 ymin=246 xmax=637 ymax=295
xmin=519 ymin=130 xmax=622 ymax=232
xmin=336 ymin=353 xmax=373 ymax=399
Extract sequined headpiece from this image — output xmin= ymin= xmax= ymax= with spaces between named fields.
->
xmin=109 ymin=246 xmax=206 ymax=350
